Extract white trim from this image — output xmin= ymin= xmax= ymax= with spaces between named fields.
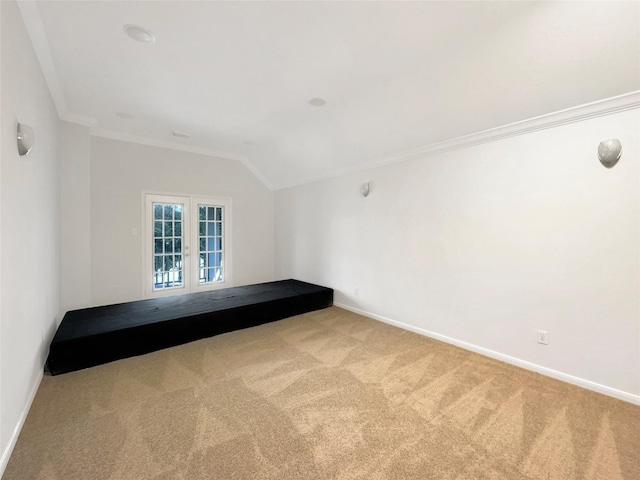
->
xmin=61 ymin=112 xmax=96 ymax=128
xmin=236 ymin=157 xmax=274 ymax=192
xmin=0 ymin=370 xmax=43 ymax=477
xmin=143 ymin=193 xmax=234 ymax=299
xmin=16 ymin=1 xmax=274 ymax=191
xmin=275 ymin=91 xmax=640 ymax=190
xmin=16 ymin=1 xmax=67 ymax=119
xmin=144 ymin=194 xmax=191 ymax=299
xmin=0 ymin=0 xmax=3 ymax=475
xmin=17 ymin=1 xmax=96 ymax=128
xmin=92 ymin=128 xmax=245 ymax=162
xmin=18 ymin=0 xmax=637 ymax=194
xmin=1 ymin=5 xmax=46 ymax=475
xmin=92 ymin=129 xmax=274 ymax=191
xmin=334 ymin=302 xmax=640 ymax=406
xmin=190 ymin=196 xmax=234 ymax=292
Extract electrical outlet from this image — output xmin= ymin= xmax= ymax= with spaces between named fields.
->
xmin=354 ymin=288 xmax=359 ymax=296
xmin=537 ymin=330 xmax=548 ymax=345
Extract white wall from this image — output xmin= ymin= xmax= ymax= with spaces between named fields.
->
xmin=60 ymin=121 xmax=92 ymax=313
xmin=0 ymin=0 xmax=4 ymax=468
xmin=90 ymin=137 xmax=275 ymax=306
xmin=1 ymin=0 xmax=61 ymax=469
xmin=275 ymin=108 xmax=640 ymax=401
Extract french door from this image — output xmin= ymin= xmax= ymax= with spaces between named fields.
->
xmin=144 ymin=194 xmax=232 ymax=298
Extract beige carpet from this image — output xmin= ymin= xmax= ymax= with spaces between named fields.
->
xmin=4 ymin=307 xmax=639 ymax=479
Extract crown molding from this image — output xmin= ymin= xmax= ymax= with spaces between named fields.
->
xmin=17 ymin=1 xmax=274 ymax=190
xmin=18 ymin=0 xmax=637 ymax=194
xmin=237 ymin=158 xmax=274 ymax=191
xmin=91 ymin=128 xmax=245 ymax=161
xmin=275 ymin=91 xmax=640 ymax=190
xmin=17 ymin=0 xmax=69 ymax=117
xmin=18 ymin=2 xmax=100 ymax=131
xmin=61 ymin=112 xmax=97 ymax=128
xmin=90 ymin=128 xmax=274 ymax=190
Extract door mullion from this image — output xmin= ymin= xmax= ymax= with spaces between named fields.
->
xmin=145 ymin=194 xmax=190 ymax=298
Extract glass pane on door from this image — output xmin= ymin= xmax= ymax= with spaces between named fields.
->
xmin=153 ymin=202 xmax=184 ymax=290
xmin=198 ymin=205 xmax=224 ymax=283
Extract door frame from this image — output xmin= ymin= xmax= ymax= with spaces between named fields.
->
xmin=142 ymin=191 xmax=233 ymax=299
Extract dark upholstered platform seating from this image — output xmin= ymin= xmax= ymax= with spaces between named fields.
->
xmin=46 ymin=279 xmax=333 ymax=375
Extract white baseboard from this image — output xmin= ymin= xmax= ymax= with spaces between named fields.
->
xmin=334 ymin=302 xmax=640 ymax=406
xmin=0 ymin=370 xmax=44 ymax=478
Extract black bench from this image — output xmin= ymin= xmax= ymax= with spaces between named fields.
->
xmin=46 ymin=279 xmax=333 ymax=375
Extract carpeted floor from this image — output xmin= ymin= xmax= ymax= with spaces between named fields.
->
xmin=4 ymin=307 xmax=640 ymax=479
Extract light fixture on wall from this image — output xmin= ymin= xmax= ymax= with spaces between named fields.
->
xmin=598 ymin=138 xmax=622 ymax=168
xmin=123 ymin=24 xmax=156 ymax=43
xmin=17 ymin=123 xmax=35 ymax=156
xmin=122 ymin=24 xmax=156 ymax=43
xmin=360 ymin=182 xmax=371 ymax=197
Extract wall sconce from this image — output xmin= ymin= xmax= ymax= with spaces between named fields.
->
xmin=17 ymin=123 xmax=35 ymax=156
xmin=598 ymin=138 xmax=622 ymax=168
xmin=360 ymin=182 xmax=371 ymax=197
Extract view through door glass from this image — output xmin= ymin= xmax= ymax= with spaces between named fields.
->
xmin=153 ymin=202 xmax=184 ymax=290
xmin=145 ymin=194 xmax=231 ymax=298
xmin=197 ymin=204 xmax=225 ymax=284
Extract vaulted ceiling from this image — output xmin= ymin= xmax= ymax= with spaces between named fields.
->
xmin=18 ymin=1 xmax=640 ymax=189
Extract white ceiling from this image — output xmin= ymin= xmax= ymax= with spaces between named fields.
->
xmin=18 ymin=1 xmax=640 ymax=189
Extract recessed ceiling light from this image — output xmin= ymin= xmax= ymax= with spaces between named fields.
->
xmin=309 ymin=97 xmax=327 ymax=107
xmin=172 ymin=131 xmax=190 ymax=138
xmin=115 ymin=111 xmax=134 ymax=119
xmin=123 ymin=24 xmax=156 ymax=43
